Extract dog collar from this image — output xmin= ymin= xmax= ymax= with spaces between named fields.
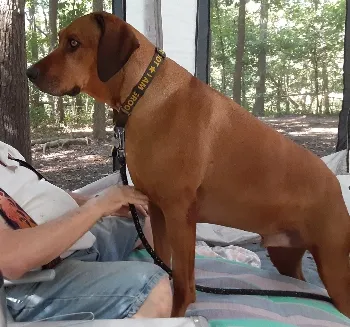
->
xmin=113 ymin=47 xmax=166 ymax=128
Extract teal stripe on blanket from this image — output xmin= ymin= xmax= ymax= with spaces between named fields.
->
xmin=209 ymin=319 xmax=299 ymax=327
xmin=128 ymin=249 xmax=350 ymax=326
xmin=271 ymin=297 xmax=348 ymax=319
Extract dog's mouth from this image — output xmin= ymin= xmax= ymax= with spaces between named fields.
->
xmin=63 ymin=86 xmax=81 ymax=97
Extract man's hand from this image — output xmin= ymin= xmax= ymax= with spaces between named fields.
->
xmin=117 ymin=203 xmax=149 ymax=218
xmin=85 ymin=185 xmax=149 ymax=217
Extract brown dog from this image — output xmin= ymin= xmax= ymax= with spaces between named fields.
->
xmin=27 ymin=12 xmax=350 ymax=318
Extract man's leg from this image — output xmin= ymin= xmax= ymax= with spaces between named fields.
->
xmin=133 ymin=276 xmax=172 ymax=318
xmin=88 ymin=216 xmax=169 ymax=318
xmin=88 ymin=216 xmax=142 ymax=262
xmin=6 ymin=259 xmax=171 ymax=321
xmin=88 ymin=215 xmax=153 ymax=261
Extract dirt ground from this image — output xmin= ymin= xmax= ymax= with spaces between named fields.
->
xmin=32 ymin=115 xmax=340 ymax=191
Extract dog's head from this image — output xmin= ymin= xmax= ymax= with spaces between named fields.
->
xmin=27 ymin=12 xmax=140 ymax=96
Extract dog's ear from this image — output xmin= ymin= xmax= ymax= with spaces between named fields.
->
xmin=94 ymin=13 xmax=140 ymax=82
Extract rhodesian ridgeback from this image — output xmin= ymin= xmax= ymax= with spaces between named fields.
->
xmin=27 ymin=11 xmax=350 ymax=318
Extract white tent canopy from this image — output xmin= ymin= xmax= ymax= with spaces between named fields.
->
xmin=112 ymin=0 xmax=210 ymax=83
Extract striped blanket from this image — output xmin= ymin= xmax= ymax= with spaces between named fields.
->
xmin=129 ymin=250 xmax=350 ymax=327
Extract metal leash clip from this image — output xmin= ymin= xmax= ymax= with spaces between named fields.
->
xmin=113 ymin=126 xmax=126 ymax=166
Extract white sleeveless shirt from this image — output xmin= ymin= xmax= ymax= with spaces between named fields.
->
xmin=0 ymin=141 xmax=96 ymax=258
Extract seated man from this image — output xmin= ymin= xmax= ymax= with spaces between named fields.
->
xmin=0 ymin=140 xmax=172 ymax=321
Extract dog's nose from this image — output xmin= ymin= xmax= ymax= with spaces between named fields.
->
xmin=26 ymin=66 xmax=39 ymax=81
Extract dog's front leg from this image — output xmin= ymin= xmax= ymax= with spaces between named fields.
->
xmin=162 ymin=202 xmax=197 ymax=317
xmin=149 ymin=202 xmax=171 ymax=267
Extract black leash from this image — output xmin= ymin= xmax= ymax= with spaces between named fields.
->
xmin=112 ymin=128 xmax=333 ymax=304
xmin=115 ymin=130 xmax=172 ymax=276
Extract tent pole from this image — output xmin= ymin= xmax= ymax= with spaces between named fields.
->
xmin=112 ymin=0 xmax=126 ymax=20
xmin=336 ymin=0 xmax=350 ymax=153
xmin=195 ymin=0 xmax=211 ymax=84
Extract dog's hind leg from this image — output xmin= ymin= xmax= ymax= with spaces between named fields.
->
xmin=308 ymin=202 xmax=350 ymax=317
xmin=267 ymin=247 xmax=306 ymax=280
xmin=311 ymin=236 xmax=350 ymax=317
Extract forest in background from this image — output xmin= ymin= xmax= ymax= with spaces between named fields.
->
xmin=0 ymin=0 xmax=343 ymax=177
xmin=25 ymin=0 xmax=111 ymax=139
xmin=210 ymin=0 xmax=345 ymax=116
xmin=18 ymin=0 xmax=349 ymax=138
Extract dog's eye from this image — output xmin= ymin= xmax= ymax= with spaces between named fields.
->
xmin=69 ymin=39 xmax=79 ymax=48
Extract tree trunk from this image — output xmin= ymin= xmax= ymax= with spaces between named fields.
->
xmin=308 ymin=96 xmax=315 ymax=114
xmin=241 ymin=66 xmax=247 ymax=109
xmin=276 ymin=78 xmax=282 ymax=115
xmin=92 ymin=102 xmax=106 ymax=139
xmin=92 ymin=0 xmax=106 ymax=140
xmin=312 ymin=48 xmax=321 ymax=115
xmin=300 ymin=63 xmax=308 ymax=113
xmin=284 ymin=75 xmax=290 ymax=114
xmin=0 ymin=0 xmax=31 ymax=162
xmin=49 ymin=0 xmax=58 ymax=51
xmin=57 ymin=97 xmax=65 ymax=123
xmin=75 ymin=94 xmax=84 ymax=116
xmin=312 ymin=0 xmax=321 ymax=115
xmin=49 ymin=0 xmax=58 ymax=120
xmin=28 ymin=0 xmax=40 ymax=108
xmin=214 ymin=0 xmax=227 ymax=93
xmin=322 ymin=60 xmax=330 ymax=115
xmin=232 ymin=0 xmax=246 ymax=105
xmin=252 ymin=0 xmax=268 ymax=117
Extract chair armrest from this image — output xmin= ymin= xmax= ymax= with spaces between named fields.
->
xmin=7 ymin=317 xmax=210 ymax=327
xmin=73 ymin=172 xmax=122 ymax=197
xmin=4 ymin=269 xmax=56 ymax=286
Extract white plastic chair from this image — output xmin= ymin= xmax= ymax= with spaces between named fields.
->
xmin=4 ymin=269 xmax=208 ymax=327
xmin=5 ymin=270 xmax=56 ymax=323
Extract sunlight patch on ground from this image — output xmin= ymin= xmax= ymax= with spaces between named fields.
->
xmin=39 ymin=159 xmax=109 ymax=173
xmin=40 ymin=150 xmax=75 ymax=159
xmin=263 ymin=117 xmax=308 ymax=123
xmin=288 ymin=127 xmax=338 ymax=136
xmin=76 ymin=155 xmax=107 ymax=162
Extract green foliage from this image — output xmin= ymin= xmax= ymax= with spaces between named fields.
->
xmin=210 ymin=0 xmax=345 ymax=115
xmin=58 ymin=0 xmax=92 ymax=29
xmin=25 ymin=0 xmax=110 ymax=135
xmin=24 ymin=0 xmax=346 ymax=135
xmin=30 ymin=106 xmax=52 ymax=129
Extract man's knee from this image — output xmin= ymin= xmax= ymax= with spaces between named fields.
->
xmin=133 ymin=276 xmax=173 ymax=318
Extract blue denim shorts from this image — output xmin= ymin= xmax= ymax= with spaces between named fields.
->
xmin=6 ymin=217 xmax=167 ymax=321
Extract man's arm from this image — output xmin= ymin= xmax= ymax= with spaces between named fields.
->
xmin=67 ymin=191 xmax=93 ymax=206
xmin=0 ymin=200 xmax=103 ymax=279
xmin=0 ymin=185 xmax=148 ymax=280
xmin=68 ymin=191 xmax=149 ymax=217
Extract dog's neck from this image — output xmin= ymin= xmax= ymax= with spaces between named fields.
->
xmin=116 ymin=39 xmax=158 ymax=109
xmin=84 ymin=31 xmax=159 ymax=112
